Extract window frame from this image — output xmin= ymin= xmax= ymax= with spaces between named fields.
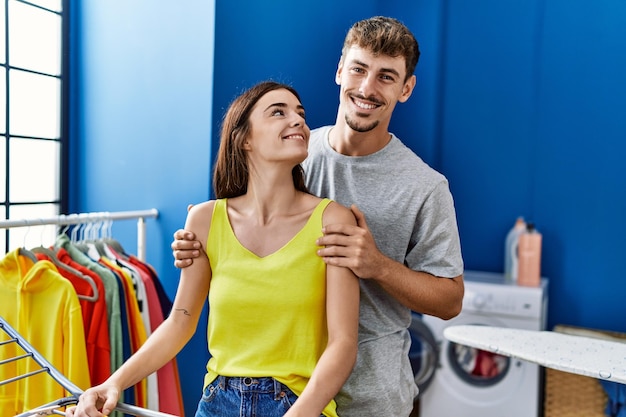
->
xmin=1 ymin=0 xmax=68 ymax=253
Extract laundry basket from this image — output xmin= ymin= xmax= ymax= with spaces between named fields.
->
xmin=543 ymin=324 xmax=626 ymax=417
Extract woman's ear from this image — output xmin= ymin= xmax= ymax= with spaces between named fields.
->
xmin=233 ymin=129 xmax=251 ymax=151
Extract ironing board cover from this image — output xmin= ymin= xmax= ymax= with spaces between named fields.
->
xmin=444 ymin=325 xmax=626 ymax=384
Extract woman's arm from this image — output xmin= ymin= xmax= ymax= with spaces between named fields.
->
xmin=68 ymin=202 xmax=215 ymax=417
xmin=285 ymin=202 xmax=360 ymax=417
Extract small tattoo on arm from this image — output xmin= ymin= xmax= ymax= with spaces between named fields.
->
xmin=175 ymin=308 xmax=191 ymax=316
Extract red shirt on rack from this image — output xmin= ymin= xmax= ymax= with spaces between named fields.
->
xmin=53 ymin=248 xmax=111 ymax=385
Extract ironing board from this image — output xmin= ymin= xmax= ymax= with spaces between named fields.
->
xmin=444 ymin=325 xmax=626 ymax=384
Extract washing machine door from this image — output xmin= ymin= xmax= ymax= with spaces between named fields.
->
xmin=420 ymin=313 xmax=541 ymax=417
xmin=446 ymin=326 xmax=510 ymax=386
xmin=408 ymin=313 xmax=439 ymax=395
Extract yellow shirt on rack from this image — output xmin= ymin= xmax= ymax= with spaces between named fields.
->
xmin=0 ymin=249 xmax=90 ymax=415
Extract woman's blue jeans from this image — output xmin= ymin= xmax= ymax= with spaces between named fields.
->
xmin=194 ymin=376 xmax=320 ymax=417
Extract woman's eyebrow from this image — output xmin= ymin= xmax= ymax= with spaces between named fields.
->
xmin=264 ymin=102 xmax=306 ymax=112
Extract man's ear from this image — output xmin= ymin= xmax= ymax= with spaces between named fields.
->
xmin=398 ymin=74 xmax=417 ymax=103
xmin=335 ymin=60 xmax=343 ymax=85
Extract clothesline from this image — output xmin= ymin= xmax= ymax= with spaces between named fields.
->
xmin=0 ymin=209 xmax=159 ymax=261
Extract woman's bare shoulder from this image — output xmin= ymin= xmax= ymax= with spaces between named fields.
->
xmin=188 ymin=200 xmax=217 ymax=216
xmin=185 ymin=200 xmax=218 ymax=244
xmin=322 ymin=200 xmax=357 ymax=226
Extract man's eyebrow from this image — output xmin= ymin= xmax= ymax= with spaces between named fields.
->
xmin=380 ymin=67 xmax=401 ymax=77
xmin=350 ymin=59 xmax=401 ymax=78
xmin=351 ymin=59 xmax=369 ymax=68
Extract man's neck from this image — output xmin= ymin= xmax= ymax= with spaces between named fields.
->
xmin=328 ymin=123 xmax=392 ymax=157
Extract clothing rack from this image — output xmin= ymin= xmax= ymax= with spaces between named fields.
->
xmin=1 ymin=208 xmax=172 ymax=415
xmin=0 ymin=209 xmax=158 ymax=261
xmin=0 ymin=316 xmax=176 ymax=417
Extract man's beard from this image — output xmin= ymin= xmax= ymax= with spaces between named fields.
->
xmin=345 ymin=113 xmax=379 ymax=133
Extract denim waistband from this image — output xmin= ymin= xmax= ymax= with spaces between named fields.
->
xmin=218 ymin=376 xmax=284 ymax=394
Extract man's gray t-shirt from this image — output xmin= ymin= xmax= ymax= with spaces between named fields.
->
xmin=303 ymin=126 xmax=464 ymax=417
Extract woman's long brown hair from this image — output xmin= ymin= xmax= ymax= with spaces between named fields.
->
xmin=213 ymin=81 xmax=308 ymax=199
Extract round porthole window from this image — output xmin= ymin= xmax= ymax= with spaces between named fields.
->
xmin=447 ymin=341 xmax=510 ymax=386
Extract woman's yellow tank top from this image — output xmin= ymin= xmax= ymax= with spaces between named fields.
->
xmin=204 ymin=198 xmax=337 ymax=417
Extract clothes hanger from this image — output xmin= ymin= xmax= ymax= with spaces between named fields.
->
xmin=85 ymin=218 xmax=129 ymax=261
xmin=31 ymin=246 xmax=99 ymax=302
xmin=70 ymin=222 xmax=102 ymax=261
xmin=86 ymin=220 xmax=116 ymax=260
xmin=18 ymin=247 xmax=39 ymax=264
xmin=17 ymin=225 xmax=39 ymax=264
xmin=103 ymin=238 xmax=128 ymax=258
xmin=87 ymin=219 xmax=118 ymax=259
xmin=100 ymin=218 xmax=128 ymax=257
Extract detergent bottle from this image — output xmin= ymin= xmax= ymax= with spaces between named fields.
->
xmin=504 ymin=217 xmax=526 ymax=282
xmin=516 ymin=223 xmax=542 ymax=287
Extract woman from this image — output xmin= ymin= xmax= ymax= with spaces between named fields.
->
xmin=67 ymin=81 xmax=360 ymax=417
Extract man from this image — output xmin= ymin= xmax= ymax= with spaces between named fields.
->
xmin=172 ymin=16 xmax=464 ymax=417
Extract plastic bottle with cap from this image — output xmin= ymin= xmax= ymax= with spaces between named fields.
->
xmin=516 ymin=223 xmax=542 ymax=287
xmin=504 ymin=217 xmax=526 ymax=282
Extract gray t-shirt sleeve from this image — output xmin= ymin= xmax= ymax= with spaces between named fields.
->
xmin=406 ymin=178 xmax=464 ymax=278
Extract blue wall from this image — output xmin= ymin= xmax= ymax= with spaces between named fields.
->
xmin=210 ymin=0 xmax=380 ymax=161
xmin=436 ymin=0 xmax=626 ymax=331
xmin=69 ymin=1 xmax=215 ymax=415
xmin=72 ymin=0 xmax=626 ymax=414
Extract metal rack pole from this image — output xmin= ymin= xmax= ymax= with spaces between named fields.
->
xmin=0 ymin=209 xmax=158 ymax=261
xmin=0 ymin=209 xmax=159 ymax=229
xmin=137 ymin=216 xmax=147 ymax=261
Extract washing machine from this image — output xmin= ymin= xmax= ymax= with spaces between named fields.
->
xmin=409 ymin=270 xmax=548 ymax=417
